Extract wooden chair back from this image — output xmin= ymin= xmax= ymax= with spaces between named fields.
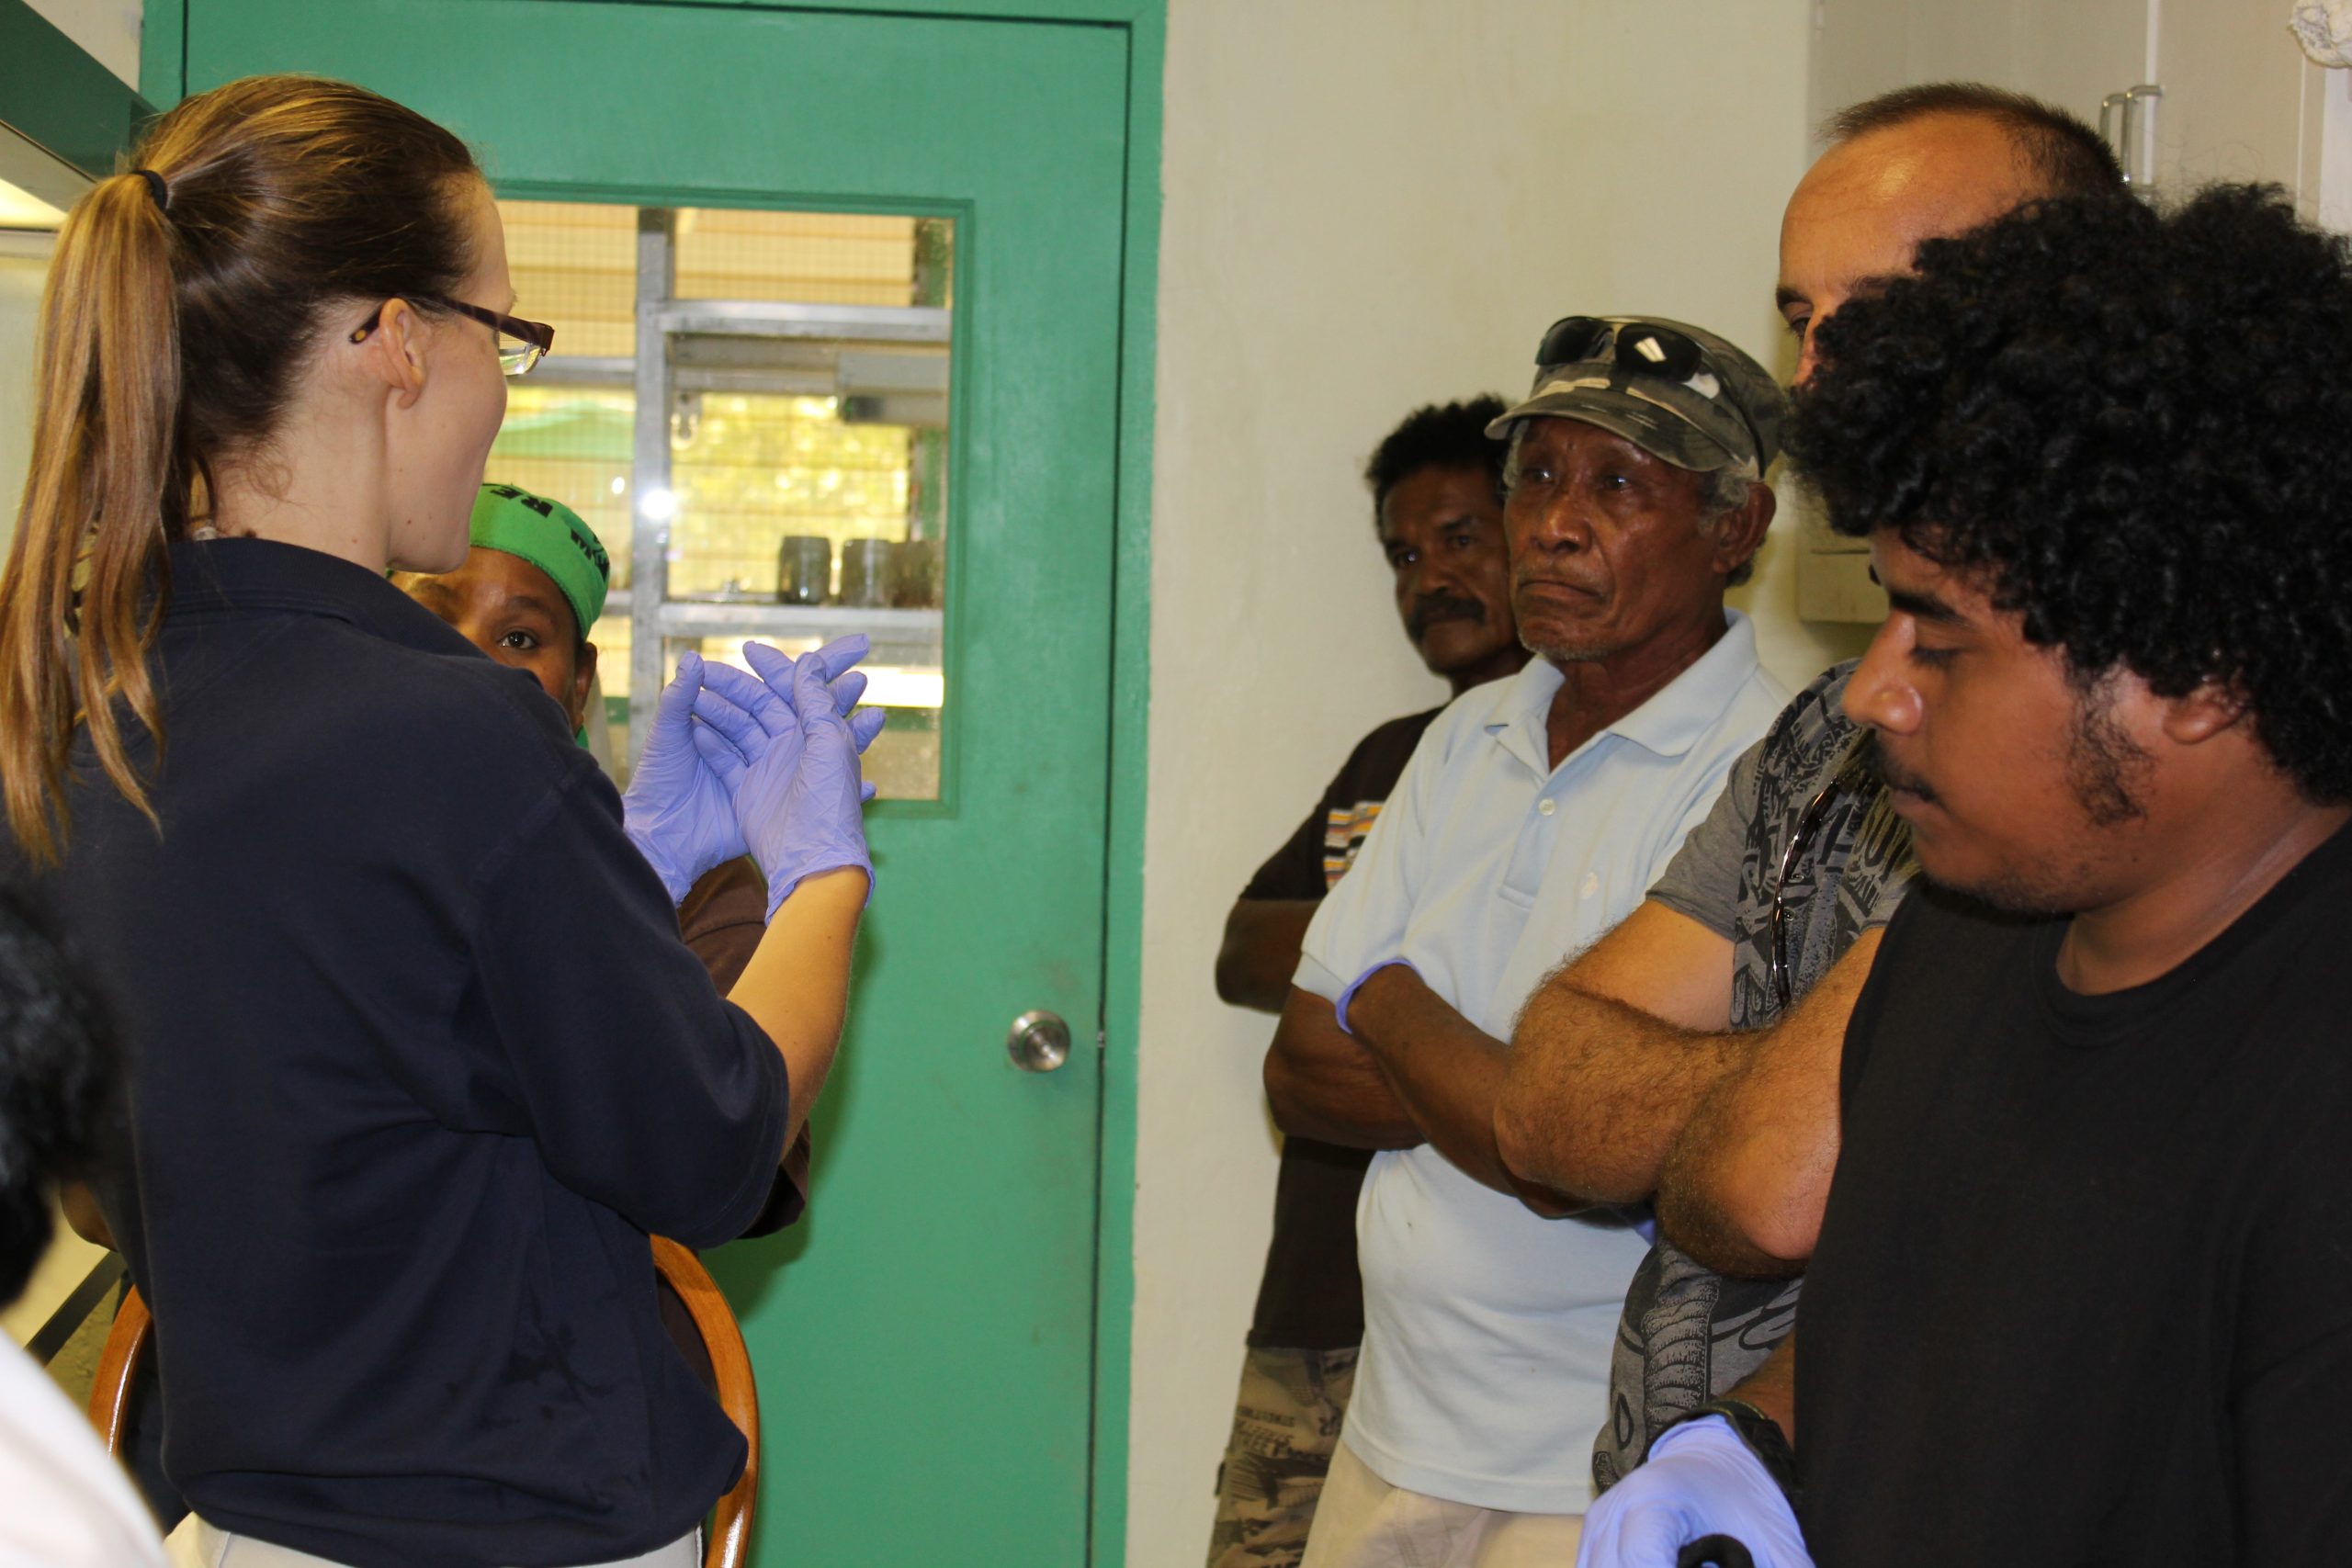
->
xmin=87 ymin=1240 xmax=760 ymax=1568
xmin=653 ymin=1235 xmax=763 ymax=1568
xmin=85 ymin=1275 xmax=148 ymax=1454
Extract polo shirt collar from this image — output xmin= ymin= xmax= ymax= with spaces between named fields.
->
xmin=1486 ymin=609 xmax=1760 ymax=775
xmin=166 ymin=537 xmax=478 ymax=658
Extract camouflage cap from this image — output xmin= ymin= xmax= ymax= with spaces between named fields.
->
xmin=1486 ymin=315 xmax=1791 ymax=476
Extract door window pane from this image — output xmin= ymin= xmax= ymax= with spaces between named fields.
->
xmin=490 ymin=199 xmax=951 ymax=799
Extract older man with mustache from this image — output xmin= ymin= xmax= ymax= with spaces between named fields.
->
xmin=1264 ymin=316 xmax=1791 ymax=1566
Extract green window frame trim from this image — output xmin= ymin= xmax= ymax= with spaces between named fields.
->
xmin=140 ymin=3 xmax=1162 ymax=1562
xmin=1 ymin=0 xmax=153 ymax=179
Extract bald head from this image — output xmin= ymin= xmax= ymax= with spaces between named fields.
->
xmin=1779 ymin=108 xmax=2097 ymax=384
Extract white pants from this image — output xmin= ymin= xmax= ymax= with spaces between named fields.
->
xmin=164 ymin=1513 xmax=697 ymax=1568
xmin=1299 ymin=1441 xmax=1585 ymax=1568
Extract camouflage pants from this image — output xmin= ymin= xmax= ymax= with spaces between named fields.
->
xmin=1207 ymin=1344 xmax=1359 ymax=1568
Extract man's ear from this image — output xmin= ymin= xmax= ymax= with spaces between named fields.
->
xmin=1713 ymin=479 xmax=1777 ymax=578
xmin=2158 ymin=674 xmax=2250 ymax=747
xmin=353 ymin=298 xmax=431 ymax=408
xmin=568 ymin=639 xmax=599 ymax=734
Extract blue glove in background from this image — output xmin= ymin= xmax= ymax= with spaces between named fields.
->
xmin=1334 ymin=959 xmax=1420 ymax=1035
xmin=620 ymin=652 xmax=745 ymax=903
xmin=1576 ymin=1416 xmax=1812 ymax=1568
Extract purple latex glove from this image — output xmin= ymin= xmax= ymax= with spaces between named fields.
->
xmin=688 ymin=643 xmax=883 ymax=918
xmin=1576 ymin=1416 xmax=1812 ymax=1568
xmin=1334 ymin=959 xmax=1420 ymax=1035
xmin=620 ymin=653 xmax=744 ymax=904
xmin=751 ymin=653 xmax=878 ymax=916
xmin=694 ymin=636 xmax=874 ymax=750
xmin=688 ymin=637 xmax=888 ymax=806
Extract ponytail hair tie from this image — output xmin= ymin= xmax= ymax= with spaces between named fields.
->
xmin=133 ymin=168 xmax=170 ymax=215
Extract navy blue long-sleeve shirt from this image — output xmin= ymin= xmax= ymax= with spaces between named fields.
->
xmin=32 ymin=538 xmax=786 ymax=1568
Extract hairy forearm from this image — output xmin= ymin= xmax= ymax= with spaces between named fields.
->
xmin=1351 ymin=964 xmax=1580 ymax=1210
xmin=1498 ymin=979 xmax=1748 ymax=1204
xmin=1655 ymin=931 xmax=1878 ymax=1276
xmin=1216 ymin=899 xmax=1317 ymax=1013
xmin=728 ymin=867 xmax=866 ymax=1153
xmin=1265 ymin=986 xmax=1424 ymax=1149
xmin=1653 ymin=1072 xmax=1825 ymax=1278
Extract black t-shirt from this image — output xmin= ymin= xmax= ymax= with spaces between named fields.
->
xmin=1241 ymin=708 xmax=1439 ymax=1350
xmin=1799 ymin=819 xmax=2352 ymax=1568
xmin=32 ymin=540 xmax=786 ymax=1568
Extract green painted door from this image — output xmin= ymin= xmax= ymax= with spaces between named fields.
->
xmin=165 ymin=6 xmax=1128 ymax=1562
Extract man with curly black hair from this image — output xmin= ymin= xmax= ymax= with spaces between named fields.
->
xmin=1637 ymin=184 xmax=2352 ymax=1568
xmin=1207 ymin=397 xmax=1523 ymax=1568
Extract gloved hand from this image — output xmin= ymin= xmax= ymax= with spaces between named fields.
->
xmin=695 ymin=636 xmax=875 ymax=752
xmin=689 ymin=637 xmax=888 ymax=807
xmin=688 ymin=643 xmax=884 ymax=917
xmin=620 ymin=652 xmax=745 ymax=903
xmin=1334 ymin=959 xmax=1419 ymax=1035
xmin=1576 ymin=1416 xmax=1812 ymax=1568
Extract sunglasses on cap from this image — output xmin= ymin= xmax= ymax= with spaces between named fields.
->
xmin=1535 ymin=316 xmax=1706 ymax=384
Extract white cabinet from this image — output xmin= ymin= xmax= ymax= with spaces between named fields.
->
xmin=1798 ymin=0 xmax=2346 ymax=622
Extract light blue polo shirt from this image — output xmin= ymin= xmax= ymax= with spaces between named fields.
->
xmin=1295 ymin=611 xmax=1786 ymax=1515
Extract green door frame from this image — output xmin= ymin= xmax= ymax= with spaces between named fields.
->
xmin=0 ymin=0 xmax=153 ymax=175
xmin=136 ymin=5 xmax=1161 ymax=1562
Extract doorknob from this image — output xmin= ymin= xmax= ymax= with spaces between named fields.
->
xmin=1006 ymin=1010 xmax=1072 ymax=1072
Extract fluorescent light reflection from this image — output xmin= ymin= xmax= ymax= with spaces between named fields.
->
xmin=0 ymin=176 xmax=66 ymax=230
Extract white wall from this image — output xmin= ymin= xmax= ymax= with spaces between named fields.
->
xmin=1132 ymin=3 xmax=1858 ymax=1560
xmin=1809 ymin=0 xmax=2154 ymax=147
xmin=22 ymin=0 xmax=141 ymax=88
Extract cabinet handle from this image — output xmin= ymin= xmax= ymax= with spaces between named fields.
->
xmin=2101 ymin=84 xmax=2165 ymax=193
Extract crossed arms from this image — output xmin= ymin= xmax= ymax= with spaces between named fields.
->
xmin=1265 ymin=895 xmax=1881 ymax=1273
xmin=1498 ymin=901 xmax=1882 ymax=1273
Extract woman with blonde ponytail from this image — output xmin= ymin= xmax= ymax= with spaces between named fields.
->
xmin=0 ymin=158 xmax=181 ymax=867
xmin=3 ymin=75 xmax=876 ymax=1568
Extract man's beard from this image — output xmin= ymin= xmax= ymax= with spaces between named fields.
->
xmin=1935 ymin=670 xmax=2150 ymax=916
xmin=2062 ymin=671 xmax=2152 ymax=829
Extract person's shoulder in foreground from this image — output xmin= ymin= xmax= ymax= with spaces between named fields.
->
xmin=0 ymin=878 xmax=167 ymax=1567
xmin=160 ymin=534 xmax=598 ymax=827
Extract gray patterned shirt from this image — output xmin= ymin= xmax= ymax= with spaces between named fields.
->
xmin=1590 ymin=660 xmax=1916 ymax=1492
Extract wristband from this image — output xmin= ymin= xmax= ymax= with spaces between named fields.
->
xmin=1333 ymin=958 xmax=1417 ymax=1035
xmin=1670 ymin=1399 xmax=1801 ymax=1506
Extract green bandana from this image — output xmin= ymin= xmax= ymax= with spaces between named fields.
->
xmin=469 ymin=483 xmax=610 ymax=750
xmin=469 ymin=482 xmax=611 ymax=640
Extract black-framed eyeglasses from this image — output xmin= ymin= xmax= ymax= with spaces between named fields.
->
xmin=349 ymin=296 xmax=555 ymax=377
xmin=1534 ymin=315 xmax=1706 ymax=384
xmin=1767 ymin=731 xmax=1880 ymax=1013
